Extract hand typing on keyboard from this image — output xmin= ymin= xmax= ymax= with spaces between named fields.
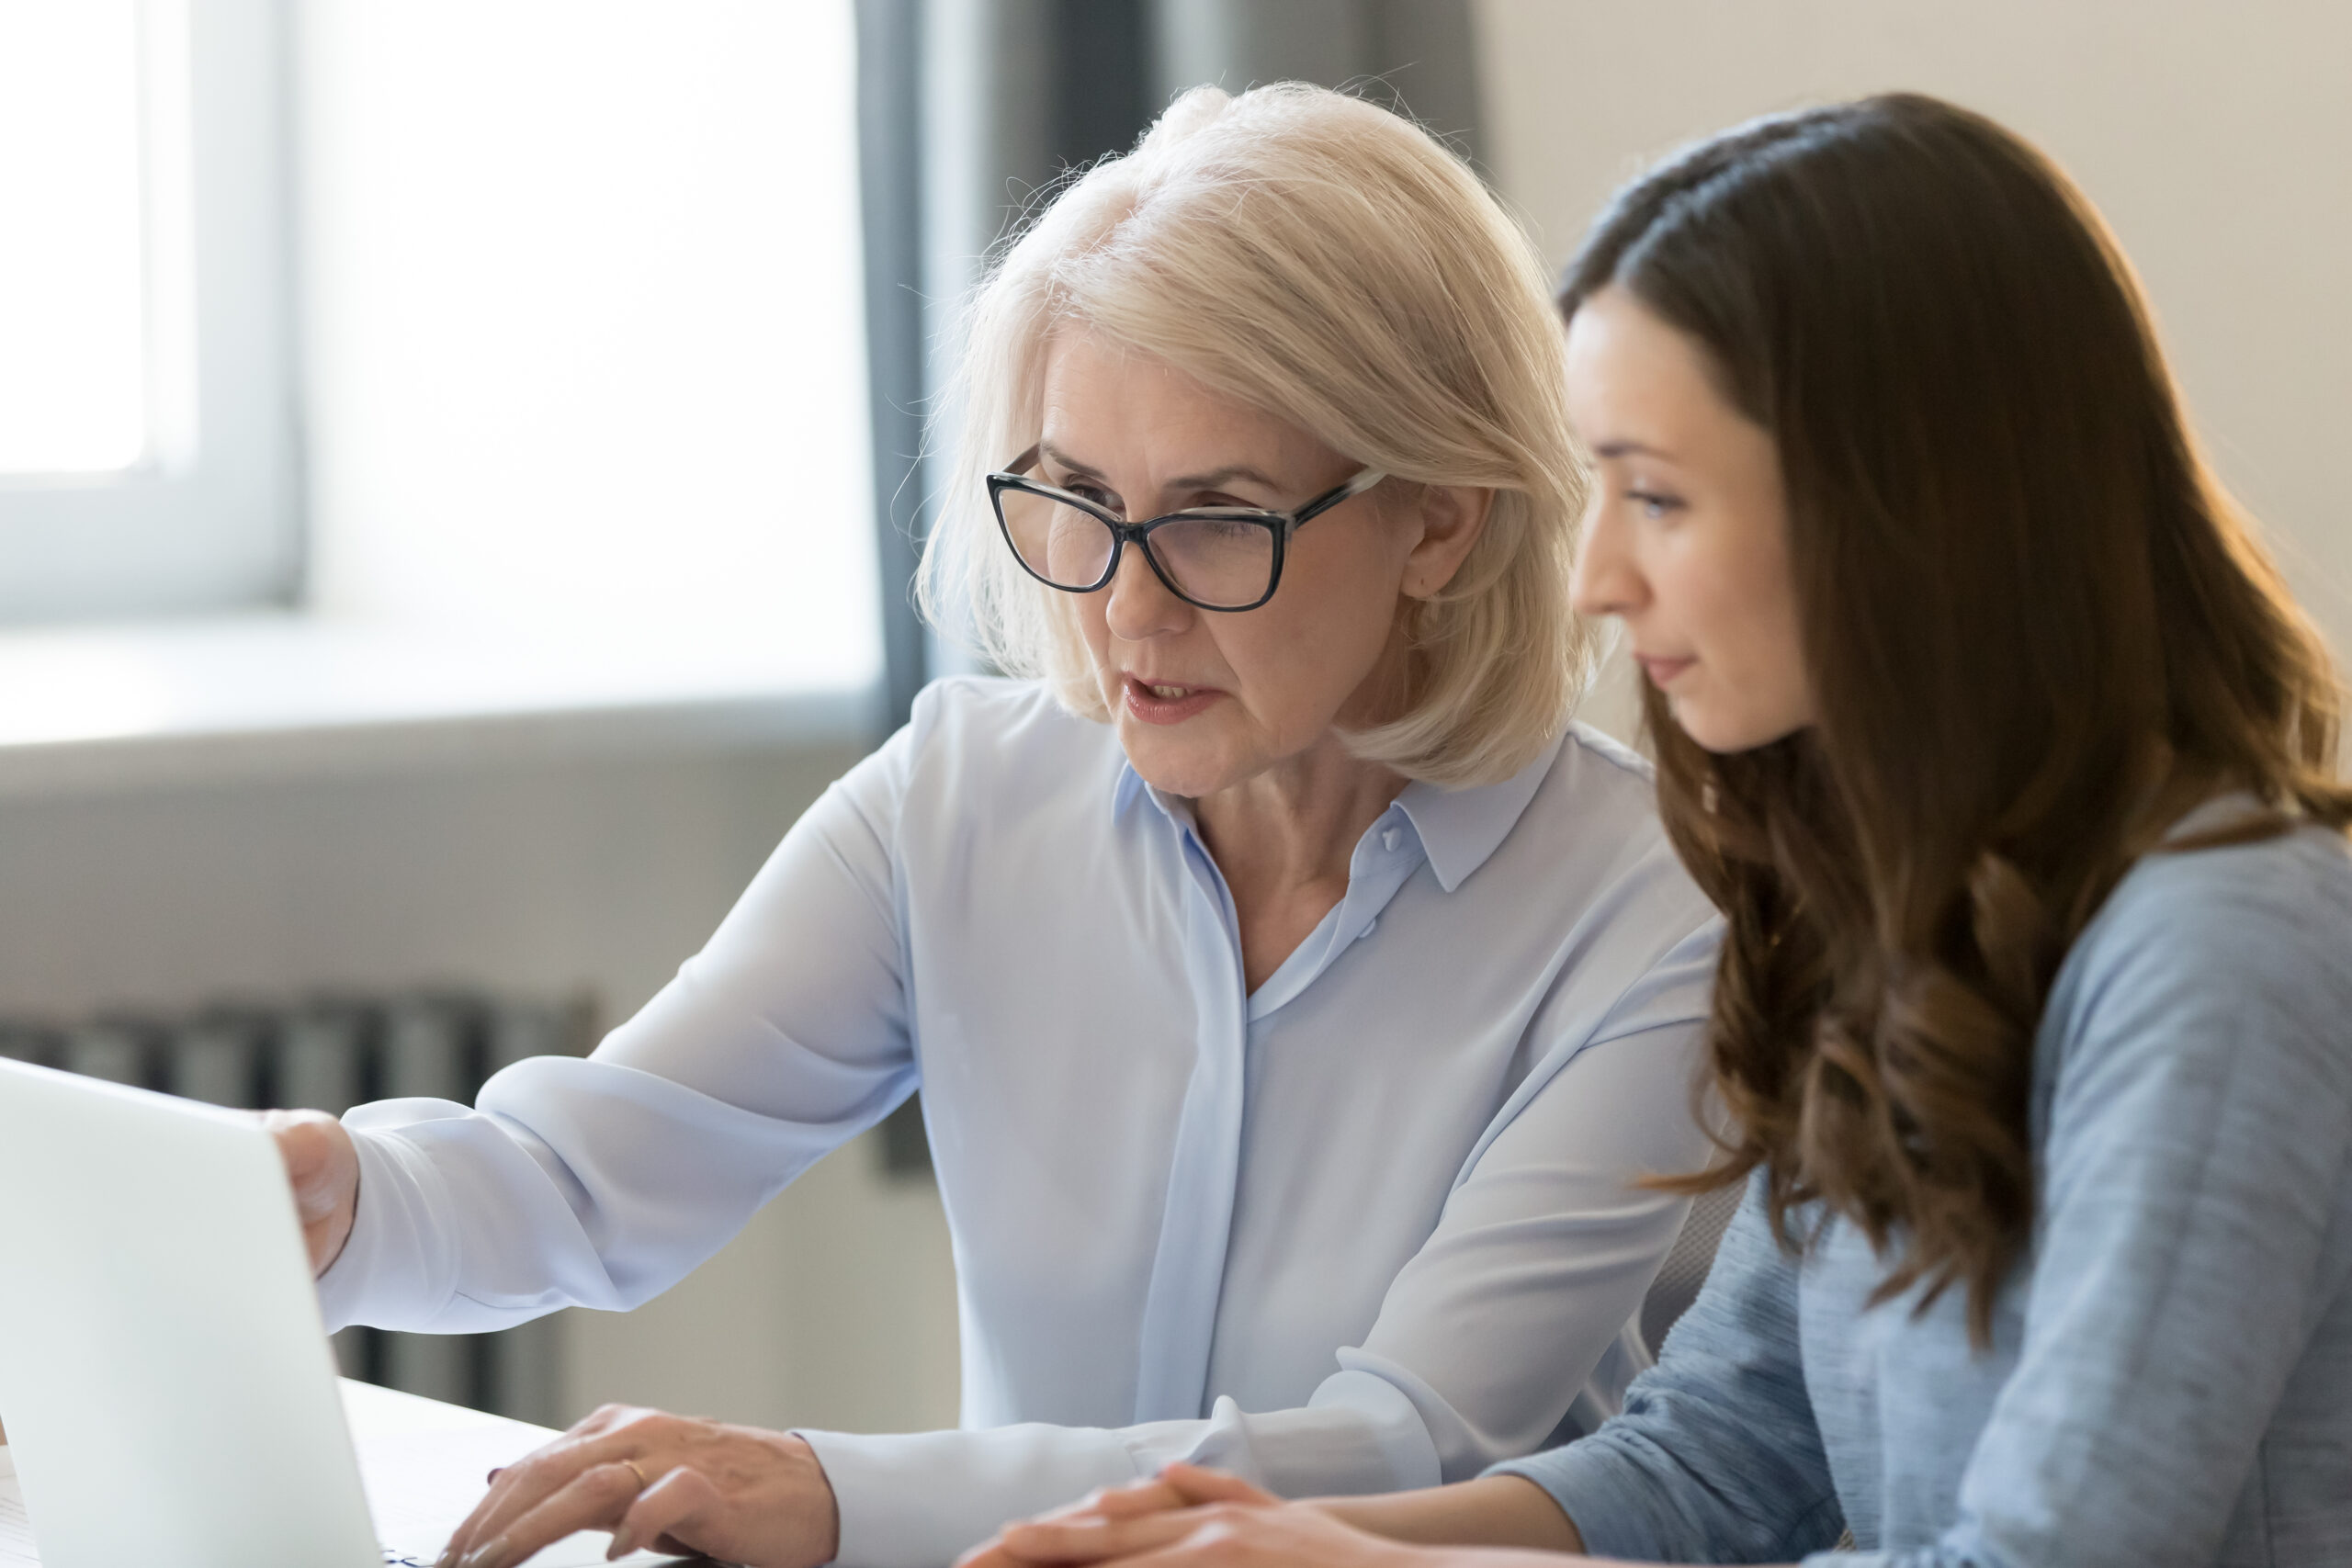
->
xmin=433 ymin=1402 xmax=835 ymax=1568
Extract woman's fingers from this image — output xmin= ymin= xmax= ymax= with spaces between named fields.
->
xmin=435 ymin=1408 xmax=645 ymax=1566
xmin=460 ymin=1461 xmax=646 ymax=1568
xmin=1088 ymin=1477 xmax=1193 ymax=1519
xmin=1151 ymin=1464 xmax=1277 ymax=1509
xmin=607 ymin=1463 xmax=722 ymax=1560
xmin=1102 ymin=1503 xmax=1404 ymax=1568
xmin=953 ymin=1537 xmax=1025 ymax=1568
xmin=998 ymin=1506 xmax=1207 ymax=1563
xmin=956 ymin=1482 xmax=1168 ymax=1568
xmin=964 ymin=1467 xmax=1277 ymax=1568
xmin=260 ymin=1109 xmax=359 ymax=1275
xmin=436 ymin=1406 xmax=837 ymax=1568
xmin=437 ymin=1439 xmax=571 ymax=1563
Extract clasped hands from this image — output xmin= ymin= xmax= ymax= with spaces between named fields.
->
xmin=961 ymin=1466 xmax=1624 ymax=1568
xmin=957 ymin=1465 xmax=1412 ymax=1568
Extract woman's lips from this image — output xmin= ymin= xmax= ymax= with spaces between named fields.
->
xmin=1123 ymin=675 xmax=1222 ymax=725
xmin=1636 ymin=655 xmax=1696 ymax=687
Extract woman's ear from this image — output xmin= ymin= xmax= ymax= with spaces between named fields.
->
xmin=1401 ymin=484 xmax=1495 ymax=599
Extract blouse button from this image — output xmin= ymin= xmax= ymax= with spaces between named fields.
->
xmin=1380 ymin=826 xmax=1402 ymax=852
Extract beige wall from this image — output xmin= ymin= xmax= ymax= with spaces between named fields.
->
xmin=1477 ymin=0 xmax=2352 ymax=753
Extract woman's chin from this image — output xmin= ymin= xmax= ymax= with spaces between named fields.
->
xmin=1116 ymin=722 xmax=1246 ymax=801
xmin=1671 ymin=697 xmax=1811 ymax=755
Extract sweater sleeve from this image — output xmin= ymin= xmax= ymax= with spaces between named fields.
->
xmin=1823 ymin=829 xmax=2352 ymax=1568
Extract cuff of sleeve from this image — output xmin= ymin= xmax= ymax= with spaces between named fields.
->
xmin=798 ymin=1426 xmax=1142 ymax=1568
xmin=313 ymin=1122 xmax=459 ymax=1333
xmin=1483 ymin=1441 xmax=1668 ymax=1563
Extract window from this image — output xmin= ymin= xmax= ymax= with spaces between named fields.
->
xmin=294 ymin=2 xmax=879 ymax=681
xmin=0 ymin=0 xmax=300 ymax=625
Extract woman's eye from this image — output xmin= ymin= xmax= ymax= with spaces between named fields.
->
xmin=1626 ymin=489 xmax=1685 ymax=520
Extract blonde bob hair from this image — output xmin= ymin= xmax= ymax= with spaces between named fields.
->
xmin=916 ymin=82 xmax=1591 ymax=788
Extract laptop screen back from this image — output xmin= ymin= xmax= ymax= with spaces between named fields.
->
xmin=0 ymin=1056 xmax=379 ymax=1568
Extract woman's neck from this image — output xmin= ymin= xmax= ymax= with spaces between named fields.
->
xmin=1191 ymin=739 xmax=1410 ymax=993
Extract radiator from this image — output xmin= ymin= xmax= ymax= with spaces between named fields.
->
xmin=0 ymin=990 xmax=596 ymax=1428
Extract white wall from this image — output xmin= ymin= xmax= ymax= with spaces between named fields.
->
xmin=1476 ymin=0 xmax=2352 ymax=752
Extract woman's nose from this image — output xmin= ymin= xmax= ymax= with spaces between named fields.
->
xmin=1102 ymin=543 xmax=1193 ymax=641
xmin=1570 ymin=509 xmax=1645 ymax=621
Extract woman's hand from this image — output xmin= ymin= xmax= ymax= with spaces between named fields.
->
xmin=432 ymin=1404 xmax=838 ymax=1568
xmin=263 ymin=1109 xmax=359 ymax=1276
xmin=960 ymin=1466 xmax=1611 ymax=1568
xmin=961 ymin=1465 xmax=1413 ymax=1568
xmin=958 ymin=1464 xmax=1267 ymax=1568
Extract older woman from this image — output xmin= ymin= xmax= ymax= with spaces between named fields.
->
xmin=274 ymin=84 xmax=1718 ymax=1568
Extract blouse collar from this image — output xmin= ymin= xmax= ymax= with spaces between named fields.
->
xmin=1111 ymin=728 xmax=1571 ymax=895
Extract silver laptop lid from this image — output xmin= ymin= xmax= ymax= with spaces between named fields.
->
xmin=0 ymin=1055 xmax=379 ymax=1568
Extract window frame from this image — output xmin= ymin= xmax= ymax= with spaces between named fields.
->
xmin=0 ymin=0 xmax=300 ymax=626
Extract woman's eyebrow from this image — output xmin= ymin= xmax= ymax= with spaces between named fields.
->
xmin=1036 ymin=441 xmax=1104 ymax=480
xmin=1591 ymin=439 xmax=1676 ymax=461
xmin=1037 ymin=446 xmax=1284 ymax=496
xmin=1166 ymin=464 xmax=1283 ymax=493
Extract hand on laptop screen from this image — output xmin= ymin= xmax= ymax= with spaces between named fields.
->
xmin=264 ymin=1110 xmax=361 ymax=1275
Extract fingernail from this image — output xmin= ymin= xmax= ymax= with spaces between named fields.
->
xmin=485 ymin=1467 xmax=504 ymax=1485
xmin=461 ymin=1539 xmax=512 ymax=1568
xmin=607 ymin=1524 xmax=637 ymax=1559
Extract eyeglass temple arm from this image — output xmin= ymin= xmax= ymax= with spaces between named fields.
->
xmin=1295 ymin=467 xmax=1388 ymax=525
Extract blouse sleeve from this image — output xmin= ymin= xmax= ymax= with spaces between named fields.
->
xmin=314 ymin=707 xmax=922 ymax=1334
xmin=800 ymin=920 xmax=1724 ymax=1568
xmin=1487 ymin=1170 xmax=1847 ymax=1564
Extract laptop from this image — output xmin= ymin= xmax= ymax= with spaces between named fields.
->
xmin=0 ymin=1055 xmax=684 ymax=1568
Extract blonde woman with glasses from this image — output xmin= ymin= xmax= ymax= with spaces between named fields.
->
xmin=267 ymin=84 xmax=1720 ymax=1568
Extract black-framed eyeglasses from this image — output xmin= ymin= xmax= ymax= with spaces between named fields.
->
xmin=986 ymin=446 xmax=1387 ymax=613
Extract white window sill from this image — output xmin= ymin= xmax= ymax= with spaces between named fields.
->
xmin=0 ymin=612 xmax=882 ymax=797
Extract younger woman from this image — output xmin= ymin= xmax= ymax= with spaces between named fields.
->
xmin=974 ymin=92 xmax=2352 ymax=1568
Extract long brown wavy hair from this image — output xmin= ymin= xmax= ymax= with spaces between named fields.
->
xmin=1566 ymin=94 xmax=2352 ymax=1339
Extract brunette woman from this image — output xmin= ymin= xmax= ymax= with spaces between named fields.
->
xmin=968 ymin=92 xmax=2352 ymax=1568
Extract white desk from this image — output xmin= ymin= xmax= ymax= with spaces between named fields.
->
xmin=0 ymin=1379 xmax=676 ymax=1567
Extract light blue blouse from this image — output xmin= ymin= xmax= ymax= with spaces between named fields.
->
xmin=1496 ymin=813 xmax=2352 ymax=1567
xmin=317 ymin=677 xmax=1722 ymax=1568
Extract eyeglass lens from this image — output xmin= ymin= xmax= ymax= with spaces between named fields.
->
xmin=999 ymin=489 xmax=1276 ymax=609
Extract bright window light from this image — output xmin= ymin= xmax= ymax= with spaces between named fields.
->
xmin=300 ymin=1 xmax=880 ymax=686
xmin=0 ymin=1 xmax=152 ymax=475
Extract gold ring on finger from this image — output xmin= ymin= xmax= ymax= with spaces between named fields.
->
xmin=619 ymin=1459 xmax=650 ymax=1492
